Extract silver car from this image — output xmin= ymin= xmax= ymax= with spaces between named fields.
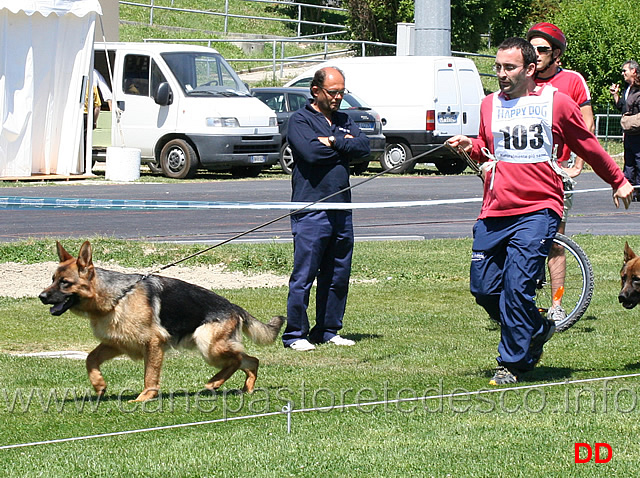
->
xmin=252 ymin=87 xmax=385 ymax=174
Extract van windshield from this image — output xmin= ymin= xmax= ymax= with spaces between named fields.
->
xmin=161 ymin=51 xmax=250 ymax=96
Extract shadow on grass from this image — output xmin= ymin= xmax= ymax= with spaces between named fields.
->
xmin=523 ymin=366 xmax=574 ymax=382
xmin=581 ymin=315 xmax=598 ymax=322
xmin=482 ymin=366 xmax=574 ymax=383
xmin=339 ymin=333 xmax=382 ymax=342
xmin=484 ymin=315 xmax=599 ymax=334
xmin=623 ymin=361 xmax=640 ymax=371
xmin=58 ymin=380 xmax=313 ymax=404
xmin=75 ymin=388 xmax=246 ymax=404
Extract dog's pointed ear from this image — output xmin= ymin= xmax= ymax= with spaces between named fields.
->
xmin=76 ymin=241 xmax=94 ymax=273
xmin=624 ymin=242 xmax=636 ymax=263
xmin=56 ymin=241 xmax=73 ymax=262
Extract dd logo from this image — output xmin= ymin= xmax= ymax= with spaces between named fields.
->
xmin=574 ymin=443 xmax=612 ymax=464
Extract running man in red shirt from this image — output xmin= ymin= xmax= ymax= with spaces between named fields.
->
xmin=527 ymin=22 xmax=595 ymax=324
xmin=448 ymin=37 xmax=633 ymax=385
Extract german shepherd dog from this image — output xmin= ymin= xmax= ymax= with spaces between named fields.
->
xmin=39 ymin=241 xmax=285 ymax=402
xmin=619 ymin=242 xmax=640 ymax=309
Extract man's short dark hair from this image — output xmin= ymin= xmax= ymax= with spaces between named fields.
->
xmin=310 ymin=66 xmax=345 ymax=97
xmin=498 ymin=37 xmax=537 ymax=68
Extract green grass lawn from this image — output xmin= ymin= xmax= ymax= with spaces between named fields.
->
xmin=1 ymin=236 xmax=639 ymax=476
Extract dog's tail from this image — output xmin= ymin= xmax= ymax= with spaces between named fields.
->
xmin=241 ymin=313 xmax=286 ymax=345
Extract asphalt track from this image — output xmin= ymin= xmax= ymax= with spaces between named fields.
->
xmin=1 ymin=172 xmax=639 ymax=244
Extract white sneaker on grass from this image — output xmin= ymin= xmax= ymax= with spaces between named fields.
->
xmin=548 ymin=305 xmax=567 ymax=323
xmin=328 ymin=335 xmax=355 ymax=346
xmin=289 ymin=339 xmax=316 ymax=351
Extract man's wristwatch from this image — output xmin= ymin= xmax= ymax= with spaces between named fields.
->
xmin=328 ymin=135 xmax=336 ymax=148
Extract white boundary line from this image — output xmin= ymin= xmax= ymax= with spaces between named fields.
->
xmin=2 ymin=371 xmax=640 ymax=450
xmin=0 ymin=186 xmax=624 ymax=211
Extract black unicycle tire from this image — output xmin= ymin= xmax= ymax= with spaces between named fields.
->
xmin=536 ymin=233 xmax=594 ymax=332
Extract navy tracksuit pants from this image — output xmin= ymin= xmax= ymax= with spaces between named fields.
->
xmin=283 ymin=210 xmax=353 ymax=346
xmin=623 ymin=133 xmax=640 ymax=198
xmin=470 ymin=209 xmax=560 ymax=371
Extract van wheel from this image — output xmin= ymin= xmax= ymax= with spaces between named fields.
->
xmin=435 ymin=157 xmax=467 ymax=175
xmin=160 ymin=139 xmax=199 ymax=179
xmin=280 ymin=142 xmax=294 ymax=175
xmin=381 ymin=142 xmax=414 ymax=174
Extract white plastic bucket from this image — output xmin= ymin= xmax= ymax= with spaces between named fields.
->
xmin=105 ymin=147 xmax=141 ymax=181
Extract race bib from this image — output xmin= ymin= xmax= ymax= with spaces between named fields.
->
xmin=491 ymin=86 xmax=555 ymax=164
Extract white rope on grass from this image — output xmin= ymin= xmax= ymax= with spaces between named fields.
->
xmin=2 ymin=371 xmax=640 ymax=450
xmin=0 ymin=409 xmax=285 ymax=451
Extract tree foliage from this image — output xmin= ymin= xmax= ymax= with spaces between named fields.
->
xmin=548 ymin=0 xmax=640 ymax=105
xmin=342 ymin=0 xmax=640 ymax=105
xmin=489 ymin=0 xmax=531 ymax=46
xmin=343 ymin=0 xmax=413 ymax=55
xmin=344 ymin=0 xmax=495 ymax=52
xmin=450 ymin=0 xmax=495 ymax=51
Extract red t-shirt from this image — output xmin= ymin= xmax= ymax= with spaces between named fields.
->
xmin=535 ymin=68 xmax=592 ymax=164
xmin=471 ymin=87 xmax=626 ymax=220
xmin=534 ymin=68 xmax=591 ymax=107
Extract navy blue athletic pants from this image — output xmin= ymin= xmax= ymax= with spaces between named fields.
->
xmin=623 ymin=133 xmax=640 ymax=198
xmin=470 ymin=209 xmax=560 ymax=371
xmin=283 ymin=210 xmax=353 ymax=346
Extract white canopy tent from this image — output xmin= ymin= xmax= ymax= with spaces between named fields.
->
xmin=0 ymin=0 xmax=102 ymax=177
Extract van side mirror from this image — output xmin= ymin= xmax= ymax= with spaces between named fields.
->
xmin=154 ymin=82 xmax=172 ymax=106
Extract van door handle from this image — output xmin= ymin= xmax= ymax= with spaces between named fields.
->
xmin=117 ymin=101 xmax=125 ymax=111
xmin=463 ymin=112 xmax=467 ymax=124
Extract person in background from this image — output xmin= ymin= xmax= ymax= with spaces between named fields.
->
xmin=448 ymin=37 xmax=633 ymax=385
xmin=282 ymin=66 xmax=370 ymax=351
xmin=611 ymin=60 xmax=640 ymax=200
xmin=526 ymin=22 xmax=595 ymax=324
xmin=84 ymin=84 xmax=101 ymax=129
xmin=83 ymin=81 xmax=101 ymax=160
xmin=94 ymin=68 xmax=113 ymax=110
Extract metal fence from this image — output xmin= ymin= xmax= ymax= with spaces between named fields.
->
xmin=121 ymin=0 xmax=347 ymax=37
xmin=596 ymin=113 xmax=623 ymax=139
xmin=142 ymin=36 xmax=396 ymax=77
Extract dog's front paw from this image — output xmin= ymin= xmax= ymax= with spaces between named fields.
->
xmin=90 ymin=380 xmax=107 ymax=396
xmin=242 ymin=385 xmax=255 ymax=394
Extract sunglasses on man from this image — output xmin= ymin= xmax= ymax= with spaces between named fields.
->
xmin=321 ymin=87 xmax=349 ymax=98
xmin=533 ymin=45 xmax=552 ymax=54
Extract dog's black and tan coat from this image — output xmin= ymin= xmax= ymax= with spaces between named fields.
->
xmin=39 ymin=241 xmax=285 ymax=402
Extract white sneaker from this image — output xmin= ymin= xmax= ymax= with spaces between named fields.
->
xmin=289 ymin=339 xmax=316 ymax=351
xmin=328 ymin=335 xmax=355 ymax=346
xmin=548 ymin=305 xmax=567 ymax=323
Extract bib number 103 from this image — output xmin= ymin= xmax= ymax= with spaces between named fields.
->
xmin=501 ymin=124 xmax=544 ymax=150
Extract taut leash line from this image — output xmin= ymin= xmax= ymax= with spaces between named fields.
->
xmin=147 ymin=144 xmax=448 ymax=276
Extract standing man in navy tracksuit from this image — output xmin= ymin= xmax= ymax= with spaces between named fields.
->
xmin=282 ymin=66 xmax=370 ymax=351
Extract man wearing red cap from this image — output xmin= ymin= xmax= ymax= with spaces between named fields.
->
xmin=526 ymin=22 xmax=595 ymax=324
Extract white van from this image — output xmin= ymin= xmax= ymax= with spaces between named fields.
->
xmin=285 ymin=56 xmax=485 ymax=174
xmin=92 ymin=42 xmax=281 ymax=179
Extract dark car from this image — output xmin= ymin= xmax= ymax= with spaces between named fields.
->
xmin=251 ymin=87 xmax=385 ymax=174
